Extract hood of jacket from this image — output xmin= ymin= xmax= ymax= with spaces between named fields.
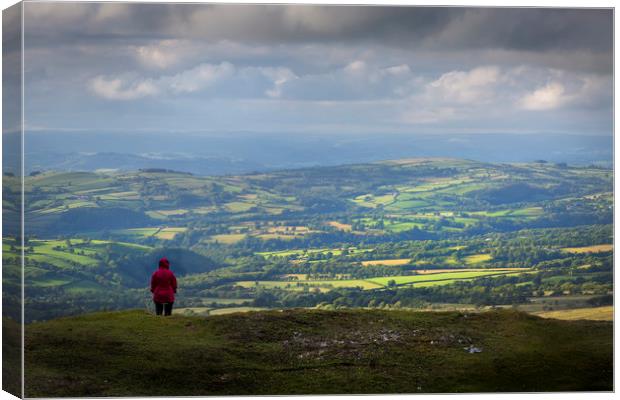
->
xmin=159 ymin=257 xmax=170 ymax=269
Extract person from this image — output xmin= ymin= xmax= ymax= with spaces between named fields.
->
xmin=150 ymin=257 xmax=177 ymax=316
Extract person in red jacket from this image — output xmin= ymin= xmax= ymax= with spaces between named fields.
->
xmin=150 ymin=257 xmax=177 ymax=316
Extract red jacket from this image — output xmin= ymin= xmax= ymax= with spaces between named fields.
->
xmin=150 ymin=258 xmax=177 ymax=303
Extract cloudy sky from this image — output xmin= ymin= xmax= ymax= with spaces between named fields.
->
xmin=19 ymin=3 xmax=613 ymax=136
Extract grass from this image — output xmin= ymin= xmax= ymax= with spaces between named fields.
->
xmin=533 ymin=306 xmax=613 ymax=321
xmin=469 ymin=207 xmax=544 ymax=219
xmin=206 ymin=234 xmax=247 ymax=244
xmin=258 ymin=247 xmax=373 ymax=259
xmin=414 ymin=268 xmax=528 ymax=275
xmin=147 ymin=209 xmax=189 ymax=218
xmin=62 ymin=280 xmax=106 ymax=294
xmin=383 ymin=221 xmax=424 ymax=232
xmin=361 ymin=259 xmax=411 ymax=266
xmin=327 ymin=221 xmax=352 ymax=231
xmin=386 ymin=199 xmax=429 ymax=210
xmin=27 ymin=240 xmax=100 ymax=268
xmin=238 ymin=270 xmax=527 ymax=292
xmin=464 ymin=254 xmax=492 ymax=264
xmin=561 ymin=244 xmax=613 ymax=254
xmin=255 ymin=233 xmax=298 ymax=241
xmin=224 ymin=201 xmax=256 ymax=213
xmin=235 ymin=279 xmax=383 ymax=291
xmin=177 ymin=307 xmax=266 ymax=316
xmin=202 ymin=298 xmax=252 ymax=306
xmin=510 ymin=207 xmax=544 ymax=217
xmin=209 ymin=307 xmax=269 ymax=315
xmin=352 ymin=193 xmax=395 ymax=208
xmin=8 ymin=239 xmax=152 ymax=290
xmin=154 ymin=227 xmax=187 ymax=240
xmin=113 ymin=227 xmax=187 ymax=240
xmin=367 ymin=271 xmax=520 ymax=287
xmin=114 ymin=228 xmax=160 ymax=237
xmin=24 ymin=309 xmax=612 ymax=396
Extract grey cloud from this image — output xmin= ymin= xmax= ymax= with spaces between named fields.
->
xmin=425 ymin=8 xmax=612 ymax=52
xmin=23 ymin=4 xmax=612 ymax=54
xmin=17 ymin=2 xmax=613 ymax=137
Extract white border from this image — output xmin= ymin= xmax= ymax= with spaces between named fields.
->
xmin=0 ymin=1 xmax=616 ymax=400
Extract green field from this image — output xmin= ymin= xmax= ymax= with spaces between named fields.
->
xmin=367 ymin=270 xmax=522 ymax=287
xmin=236 ymin=269 xmax=531 ymax=292
xmin=206 ymin=234 xmax=247 ymax=244
xmin=235 ymin=279 xmax=383 ymax=291
xmin=257 ymin=247 xmax=373 ymax=259
xmin=464 ymin=254 xmax=492 ymax=264
xmin=3 ymin=238 xmax=152 ymax=293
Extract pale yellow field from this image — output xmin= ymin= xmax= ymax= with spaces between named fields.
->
xmin=223 ymin=201 xmax=255 ymax=212
xmin=561 ymin=244 xmax=613 ymax=254
xmin=464 ymin=254 xmax=492 ymax=264
xmin=207 ymin=234 xmax=247 ymax=244
xmin=208 ymin=307 xmax=268 ymax=315
xmin=361 ymin=258 xmax=411 ymax=266
xmin=533 ymin=306 xmax=613 ymax=321
xmin=100 ymin=191 xmax=140 ymax=200
xmin=266 ymin=226 xmax=311 ymax=234
xmin=152 ymin=209 xmax=189 ymax=216
xmin=282 ymin=274 xmax=309 ymax=280
xmin=176 ymin=307 xmax=211 ymax=315
xmin=177 ymin=307 xmax=268 ymax=316
xmin=154 ymin=227 xmax=187 ymax=240
xmin=255 ymin=234 xmax=297 ymax=241
xmin=328 ymin=221 xmax=353 ymax=231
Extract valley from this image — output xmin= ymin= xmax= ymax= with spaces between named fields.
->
xmin=2 ymin=158 xmax=612 ymax=322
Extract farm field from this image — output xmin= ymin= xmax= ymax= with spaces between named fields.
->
xmin=561 ymin=244 xmax=613 ymax=254
xmin=155 ymin=227 xmax=187 ymax=239
xmin=258 ymin=247 xmax=373 ymax=259
xmin=234 ymin=269 xmax=532 ymax=293
xmin=414 ymin=268 xmax=529 ymax=274
xmin=206 ymin=234 xmax=247 ymax=244
xmin=361 ymin=258 xmax=411 ymax=266
xmin=176 ymin=306 xmax=265 ymax=316
xmin=327 ymin=221 xmax=353 ymax=231
xmin=9 ymin=238 xmax=151 ymax=271
xmin=113 ymin=227 xmax=187 ymax=240
xmin=463 ymin=254 xmax=492 ymax=264
xmin=235 ymin=279 xmax=383 ymax=291
xmin=533 ymin=306 xmax=613 ymax=321
xmin=202 ymin=298 xmax=251 ymax=305
xmin=366 ymin=270 xmax=527 ymax=287
xmin=5 ymin=158 xmax=611 ymax=323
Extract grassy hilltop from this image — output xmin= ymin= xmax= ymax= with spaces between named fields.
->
xmin=24 ymin=308 xmax=612 ymax=396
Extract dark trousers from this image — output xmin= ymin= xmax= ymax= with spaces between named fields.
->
xmin=154 ymin=302 xmax=173 ymax=316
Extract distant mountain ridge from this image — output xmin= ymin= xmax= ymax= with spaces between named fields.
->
xmin=3 ymin=131 xmax=612 ymax=176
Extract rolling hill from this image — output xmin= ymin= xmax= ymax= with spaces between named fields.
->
xmin=1 ymin=158 xmax=613 ymax=322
